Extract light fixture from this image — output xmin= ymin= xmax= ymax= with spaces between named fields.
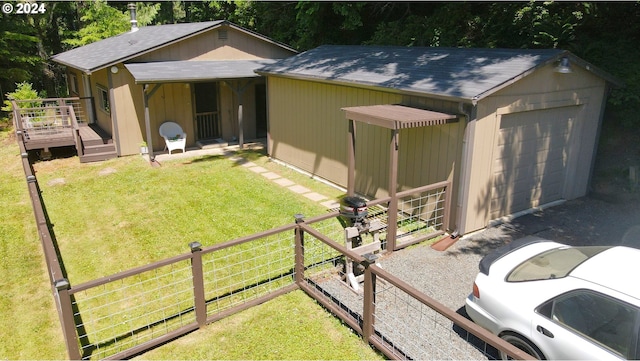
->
xmin=110 ymin=66 xmax=119 ymax=74
xmin=555 ymin=57 xmax=572 ymax=74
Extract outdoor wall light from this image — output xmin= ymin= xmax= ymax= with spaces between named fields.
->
xmin=110 ymin=66 xmax=119 ymax=74
xmin=555 ymin=57 xmax=572 ymax=73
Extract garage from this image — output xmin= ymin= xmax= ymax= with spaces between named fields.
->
xmin=257 ymin=45 xmax=622 ymax=235
xmin=491 ymin=106 xmax=578 ymax=219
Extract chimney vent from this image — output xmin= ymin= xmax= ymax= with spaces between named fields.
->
xmin=128 ymin=3 xmax=138 ymax=32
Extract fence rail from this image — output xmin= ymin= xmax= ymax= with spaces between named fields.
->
xmin=15 ymin=126 xmax=533 ymax=360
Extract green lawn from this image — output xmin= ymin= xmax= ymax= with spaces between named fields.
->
xmin=33 ymin=147 xmax=340 ymax=284
xmin=1 ymin=129 xmax=382 ymax=360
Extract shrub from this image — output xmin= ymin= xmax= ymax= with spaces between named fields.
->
xmin=2 ymin=82 xmax=43 ymax=113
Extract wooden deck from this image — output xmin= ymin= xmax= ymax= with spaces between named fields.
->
xmin=14 ymin=98 xmax=117 ymax=163
xmin=22 ymin=123 xmax=117 ymax=162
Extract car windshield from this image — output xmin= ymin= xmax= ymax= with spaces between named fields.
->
xmin=507 ymin=246 xmax=609 ymax=282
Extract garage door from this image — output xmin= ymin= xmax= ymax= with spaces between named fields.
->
xmin=490 ymin=107 xmax=577 ymax=219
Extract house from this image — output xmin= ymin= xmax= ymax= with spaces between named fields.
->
xmin=256 ymin=45 xmax=622 ymax=235
xmin=51 ymin=19 xmax=297 ymax=158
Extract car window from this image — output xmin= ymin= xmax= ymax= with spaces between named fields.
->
xmin=506 ymin=246 xmax=608 ymax=282
xmin=539 ymin=290 xmax=639 ymax=358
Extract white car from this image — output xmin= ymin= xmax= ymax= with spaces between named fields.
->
xmin=465 ymin=237 xmax=640 ymax=360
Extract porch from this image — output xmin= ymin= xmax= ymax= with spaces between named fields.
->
xmin=12 ymin=97 xmax=117 ymax=163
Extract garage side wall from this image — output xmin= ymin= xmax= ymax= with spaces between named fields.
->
xmin=462 ymin=63 xmax=608 ymax=233
xmin=267 ymin=77 xmax=465 ymax=227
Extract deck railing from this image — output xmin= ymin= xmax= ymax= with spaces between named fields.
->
xmin=195 ymin=111 xmax=220 ymax=140
xmin=15 ymin=142 xmax=532 ymax=359
xmin=12 ymin=100 xmax=81 ymax=152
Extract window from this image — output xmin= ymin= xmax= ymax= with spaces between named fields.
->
xmin=97 ymin=85 xmax=110 ymax=114
xmin=69 ymin=73 xmax=79 ymax=95
xmin=507 ymin=246 xmax=608 ymax=282
xmin=538 ymin=290 xmax=639 ymax=358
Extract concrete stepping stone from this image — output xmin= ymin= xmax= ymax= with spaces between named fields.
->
xmin=261 ymin=172 xmax=281 ymax=180
xmin=288 ymin=184 xmax=311 ymax=194
xmin=248 ymin=166 xmax=268 ymax=173
xmin=304 ymin=192 xmax=327 ymax=202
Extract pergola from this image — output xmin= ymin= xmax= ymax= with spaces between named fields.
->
xmin=342 ymin=104 xmax=459 ymax=251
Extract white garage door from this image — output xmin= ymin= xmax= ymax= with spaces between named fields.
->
xmin=490 ymin=107 xmax=577 ymax=219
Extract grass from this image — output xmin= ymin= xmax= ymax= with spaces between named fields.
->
xmin=33 ymin=148 xmax=340 ymax=284
xmin=136 ymin=290 xmax=379 ymax=360
xmin=0 ymin=131 xmax=67 ymax=359
xmin=1 ymin=127 xmax=383 ymax=360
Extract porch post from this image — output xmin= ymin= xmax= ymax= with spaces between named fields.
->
xmin=386 ymin=128 xmax=399 ymax=252
xmin=347 ymin=118 xmax=356 ymax=196
xmin=223 ymin=80 xmax=253 ymax=150
xmin=238 ymin=96 xmax=244 ymax=149
xmin=143 ymin=84 xmax=161 ymax=162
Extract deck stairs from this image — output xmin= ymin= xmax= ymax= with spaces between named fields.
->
xmin=79 ymin=124 xmax=117 ymax=163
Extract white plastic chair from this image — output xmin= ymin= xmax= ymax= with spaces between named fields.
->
xmin=159 ymin=121 xmax=186 ymax=154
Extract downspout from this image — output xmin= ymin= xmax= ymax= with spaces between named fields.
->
xmin=455 ymin=100 xmax=478 ymax=236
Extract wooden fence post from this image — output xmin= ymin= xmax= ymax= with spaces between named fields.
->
xmin=362 ymin=254 xmax=378 ymax=342
xmin=55 ymin=279 xmax=82 ymax=360
xmin=294 ymin=214 xmax=305 ymax=286
xmin=189 ymin=242 xmax=207 ymax=328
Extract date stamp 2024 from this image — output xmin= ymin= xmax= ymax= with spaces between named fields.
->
xmin=2 ymin=2 xmax=47 ymax=15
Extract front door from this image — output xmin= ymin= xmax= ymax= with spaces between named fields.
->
xmin=194 ymin=82 xmax=220 ymax=140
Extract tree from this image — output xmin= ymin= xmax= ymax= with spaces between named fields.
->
xmin=0 ymin=12 xmax=41 ymax=107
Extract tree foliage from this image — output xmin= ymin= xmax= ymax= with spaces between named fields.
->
xmin=1 ymin=1 xmax=639 ymax=128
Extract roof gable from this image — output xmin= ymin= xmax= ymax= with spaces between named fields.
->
xmin=52 ymin=21 xmax=296 ymax=74
xmin=257 ymin=45 xmax=616 ymax=102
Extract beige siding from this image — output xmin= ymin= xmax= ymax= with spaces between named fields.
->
xmin=461 ymin=62 xmax=608 ymax=233
xmin=82 ymin=25 xmax=293 ymax=156
xmin=267 ymin=77 xmax=465 ymax=219
xmin=145 ymin=83 xmax=194 ymax=153
xmin=269 ymin=77 xmax=403 ymax=191
xmin=135 ymin=26 xmax=294 ymax=62
xmin=106 ymin=67 xmax=194 ymax=155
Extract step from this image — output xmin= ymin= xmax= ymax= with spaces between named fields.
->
xmin=83 ymin=137 xmax=113 ymax=147
xmin=83 ymin=143 xmax=116 ymax=155
xmin=80 ymin=151 xmax=117 ymax=163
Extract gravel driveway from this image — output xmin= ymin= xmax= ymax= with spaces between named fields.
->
xmin=376 ymin=193 xmax=640 ymax=358
xmin=318 ymin=193 xmax=640 ymax=359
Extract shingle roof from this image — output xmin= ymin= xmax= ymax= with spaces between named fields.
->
xmin=52 ymin=21 xmax=226 ymax=73
xmin=125 ymin=59 xmax=276 ymax=83
xmin=256 ymin=45 xmax=583 ymax=102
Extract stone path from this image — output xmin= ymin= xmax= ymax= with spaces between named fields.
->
xmin=229 ymin=155 xmax=341 ymax=209
xmin=150 ymin=143 xmax=342 ymax=210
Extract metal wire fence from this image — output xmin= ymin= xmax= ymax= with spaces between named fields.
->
xmin=16 ymin=136 xmax=529 ymax=361
xmin=369 ymin=269 xmax=495 ymax=360
xmin=298 ymin=212 xmax=534 ymax=361
xmin=202 ymin=229 xmax=297 ymax=317
xmin=69 ymin=258 xmax=195 ymax=359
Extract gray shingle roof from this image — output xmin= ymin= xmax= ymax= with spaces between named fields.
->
xmin=257 ymin=45 xmax=571 ymax=102
xmin=52 ymin=21 xmax=226 ymax=73
xmin=125 ymin=59 xmax=276 ymax=83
